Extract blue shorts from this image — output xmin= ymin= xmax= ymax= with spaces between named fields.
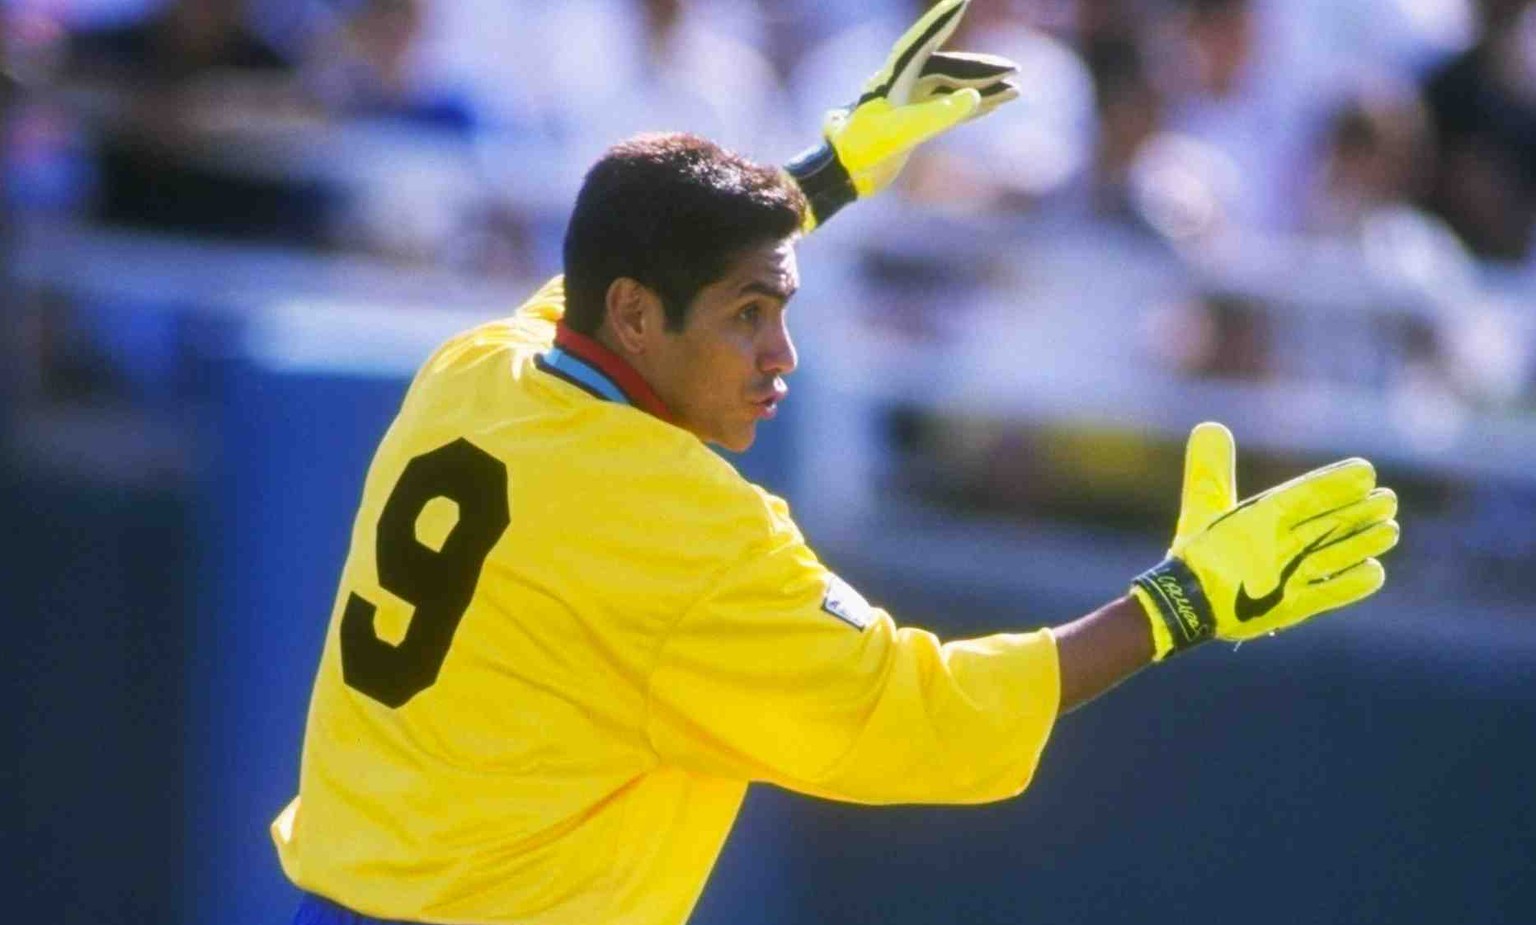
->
xmin=293 ymin=893 xmax=419 ymax=925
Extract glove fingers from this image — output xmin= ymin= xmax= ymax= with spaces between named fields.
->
xmin=1301 ymin=520 xmax=1400 ymax=582
xmin=1176 ymin=421 xmax=1238 ymax=542
xmin=973 ymin=81 xmax=1021 ymax=118
xmin=1298 ymin=557 xmax=1386 ymax=617
xmin=1272 ymin=457 xmax=1377 ymax=524
xmin=910 ymin=79 xmax=1021 ymax=121
xmin=909 ymin=72 xmax=1019 ymax=99
xmin=1291 ymin=487 xmax=1397 ymax=545
xmin=911 ymin=75 xmax=1013 ymax=99
xmin=875 ymin=0 xmax=971 ymax=104
xmin=920 ymin=50 xmax=1018 ymax=83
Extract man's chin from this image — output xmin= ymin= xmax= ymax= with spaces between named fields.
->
xmin=715 ymin=424 xmax=757 ymax=454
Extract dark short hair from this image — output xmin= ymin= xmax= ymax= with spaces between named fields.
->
xmin=561 ymin=133 xmax=807 ymax=334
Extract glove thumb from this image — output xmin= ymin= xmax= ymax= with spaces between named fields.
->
xmin=1174 ymin=421 xmax=1237 ymax=544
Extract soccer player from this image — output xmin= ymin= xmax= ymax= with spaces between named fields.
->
xmin=271 ymin=3 xmax=1401 ymax=924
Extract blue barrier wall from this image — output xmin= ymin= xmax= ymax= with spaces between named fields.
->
xmin=186 ymin=359 xmax=407 ymax=925
xmin=2 ymin=471 xmax=188 ymax=925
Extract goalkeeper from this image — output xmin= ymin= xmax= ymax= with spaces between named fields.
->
xmin=272 ymin=3 xmax=1400 ymax=924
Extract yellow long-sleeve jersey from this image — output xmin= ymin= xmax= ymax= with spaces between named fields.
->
xmin=271 ymin=277 xmax=1061 ymax=925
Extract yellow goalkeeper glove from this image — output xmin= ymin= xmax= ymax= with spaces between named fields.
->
xmin=1133 ymin=422 xmax=1401 ymax=660
xmin=785 ymin=0 xmax=1020 ymax=230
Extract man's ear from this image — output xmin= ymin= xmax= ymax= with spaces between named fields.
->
xmin=604 ymin=278 xmax=665 ymax=355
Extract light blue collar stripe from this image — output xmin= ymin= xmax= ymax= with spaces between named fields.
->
xmin=545 ymin=347 xmax=630 ymax=405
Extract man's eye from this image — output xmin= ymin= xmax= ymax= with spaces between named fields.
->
xmin=738 ymin=305 xmax=761 ymax=324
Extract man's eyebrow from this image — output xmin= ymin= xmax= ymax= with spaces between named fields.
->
xmin=739 ymin=280 xmax=798 ymax=301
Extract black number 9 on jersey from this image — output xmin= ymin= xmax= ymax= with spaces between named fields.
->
xmin=340 ymin=438 xmax=509 ymax=708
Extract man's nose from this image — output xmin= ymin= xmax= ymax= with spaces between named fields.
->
xmin=760 ymin=321 xmax=798 ymax=376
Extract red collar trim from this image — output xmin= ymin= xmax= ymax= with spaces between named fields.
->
xmin=553 ymin=324 xmax=676 ymax=423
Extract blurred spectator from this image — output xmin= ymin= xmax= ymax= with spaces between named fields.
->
xmin=65 ymin=0 xmax=331 ymax=243
xmin=900 ymin=0 xmax=1095 ymax=214
xmin=284 ymin=0 xmax=503 ymax=269
xmin=1302 ymin=0 xmax=1477 ymax=77
xmin=68 ymin=0 xmax=288 ymax=84
xmin=460 ymin=0 xmax=787 ymax=162
xmin=789 ymin=3 xmax=908 ymax=134
xmin=1076 ymin=0 xmax=1154 ymax=44
xmin=461 ymin=0 xmax=791 ymax=274
xmin=2 ymin=9 xmax=16 ymax=207
xmin=1304 ymin=79 xmax=1481 ymax=301
xmin=1144 ymin=291 xmax=1272 ymax=380
xmin=300 ymin=0 xmax=474 ymax=132
xmin=4 ymin=4 xmax=78 ymax=423
xmin=1420 ymin=0 xmax=1536 ymax=262
xmin=2 ymin=9 xmax=18 ymax=426
xmin=1153 ymin=0 xmax=1338 ymax=233
xmin=1305 ymin=79 xmax=1434 ymax=233
xmin=757 ymin=0 xmax=884 ymax=82
xmin=1173 ymin=0 xmax=1256 ymax=100
xmin=1152 ymin=0 xmax=1269 ymax=231
xmin=1083 ymin=34 xmax=1164 ymax=221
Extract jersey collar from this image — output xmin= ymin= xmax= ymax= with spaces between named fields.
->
xmin=537 ymin=324 xmax=675 ymax=423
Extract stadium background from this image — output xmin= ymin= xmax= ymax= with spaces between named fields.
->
xmin=1 ymin=0 xmax=1533 ymax=922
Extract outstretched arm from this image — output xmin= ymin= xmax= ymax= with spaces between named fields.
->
xmin=647 ymin=424 xmax=1397 ymax=807
xmin=1053 ymin=596 xmax=1155 ymax=713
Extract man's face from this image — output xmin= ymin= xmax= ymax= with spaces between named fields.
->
xmin=642 ymin=239 xmax=800 ymax=452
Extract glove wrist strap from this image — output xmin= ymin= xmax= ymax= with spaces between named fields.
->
xmin=1131 ymin=586 xmax=1177 ymax=661
xmin=784 ymin=142 xmax=857 ymax=231
xmin=1131 ymin=558 xmax=1216 ymax=660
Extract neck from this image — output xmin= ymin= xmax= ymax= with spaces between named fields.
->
xmin=551 ymin=323 xmax=675 ymax=423
xmin=592 ymin=325 xmax=630 ymax=364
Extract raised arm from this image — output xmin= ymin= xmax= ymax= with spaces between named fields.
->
xmin=783 ymin=0 xmax=1021 ymax=230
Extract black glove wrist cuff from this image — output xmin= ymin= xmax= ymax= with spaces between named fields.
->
xmin=784 ymin=141 xmax=857 ymax=229
xmin=1133 ymin=558 xmax=1217 ymax=655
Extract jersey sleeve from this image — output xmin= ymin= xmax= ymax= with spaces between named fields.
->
xmin=643 ymin=498 xmax=1060 ymax=806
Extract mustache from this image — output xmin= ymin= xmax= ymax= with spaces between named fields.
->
xmin=751 ymin=379 xmax=788 ymax=400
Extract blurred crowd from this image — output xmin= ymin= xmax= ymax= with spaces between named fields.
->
xmin=1 ymin=0 xmax=1532 ymax=263
xmin=2 ymin=0 xmax=1535 ymax=510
